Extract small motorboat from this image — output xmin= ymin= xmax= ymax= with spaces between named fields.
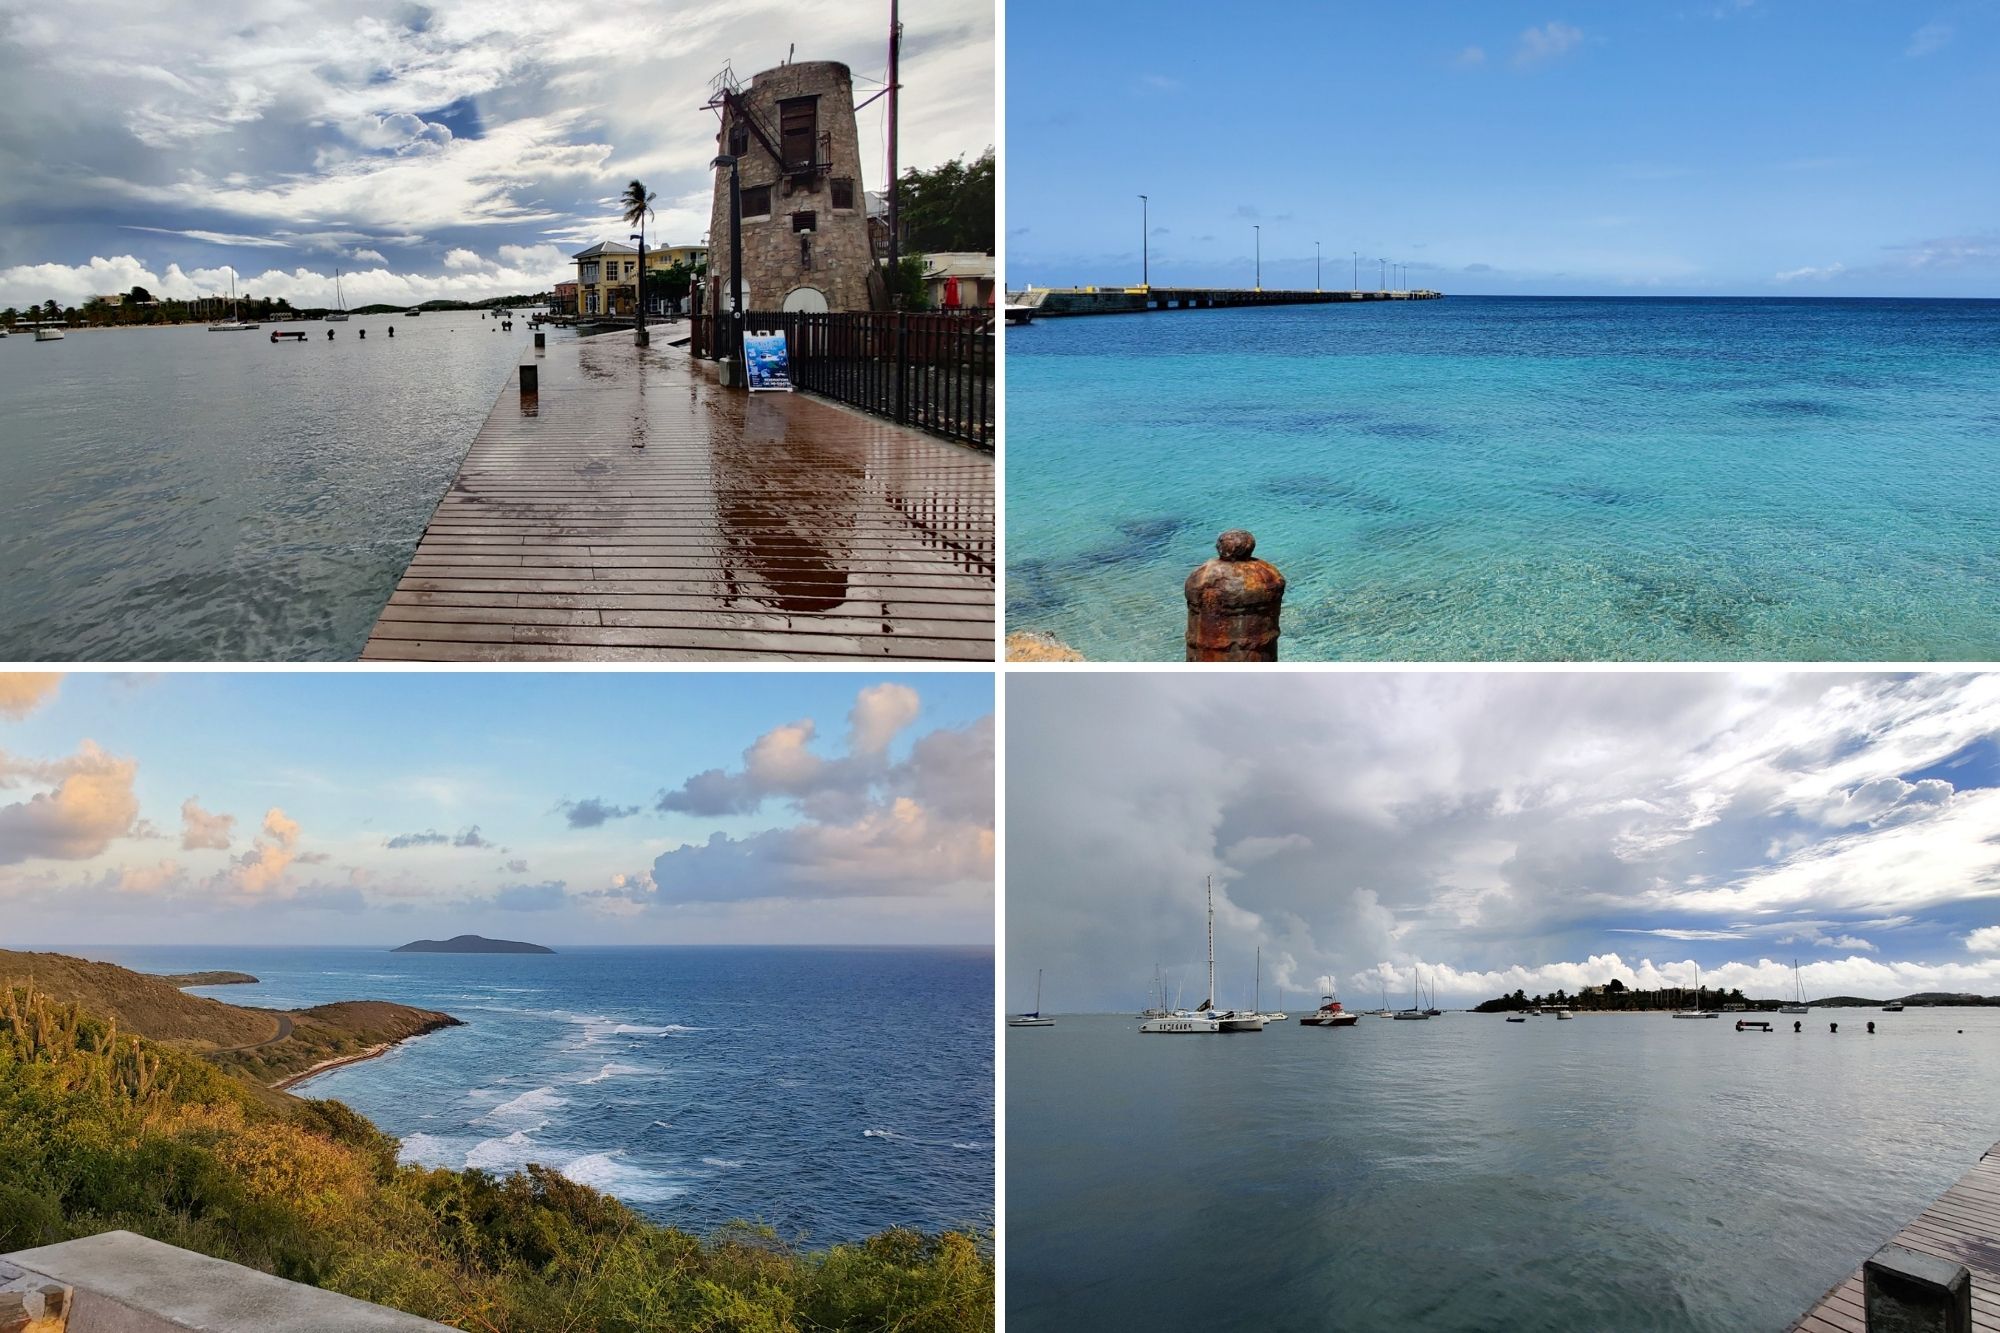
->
xmin=1555 ymin=1010 xmax=1573 ymax=1020
xmin=403 ymin=307 xmax=423 ymax=317
xmin=1882 ymin=1001 xmax=1905 ymax=1012
xmin=1505 ymin=1014 xmax=1527 ymax=1023
xmin=1300 ymin=992 xmax=1359 ymax=1027
xmin=33 ymin=327 xmax=64 ymax=341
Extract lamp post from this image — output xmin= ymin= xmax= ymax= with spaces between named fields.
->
xmin=1315 ymin=240 xmax=1321 ymax=293
xmin=1254 ymin=224 xmax=1261 ymax=291
xmin=1353 ymin=250 xmax=1359 ymax=291
xmin=629 ymin=232 xmax=648 ymax=345
xmin=710 ymin=153 xmax=744 ymax=385
xmin=1139 ymin=194 xmax=1149 ymax=288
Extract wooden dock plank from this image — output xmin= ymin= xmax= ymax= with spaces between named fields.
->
xmin=362 ymin=331 xmax=994 ymax=661
xmin=1791 ymin=1140 xmax=2000 ymax=1332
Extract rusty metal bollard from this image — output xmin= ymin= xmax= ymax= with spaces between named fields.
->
xmin=1185 ymin=529 xmax=1285 ymax=661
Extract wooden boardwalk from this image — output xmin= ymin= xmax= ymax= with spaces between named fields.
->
xmin=1791 ymin=1138 xmax=2000 ymax=1332
xmin=363 ymin=331 xmax=994 ymax=661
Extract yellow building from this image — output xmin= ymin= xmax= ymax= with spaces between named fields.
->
xmin=572 ymin=242 xmax=709 ymax=318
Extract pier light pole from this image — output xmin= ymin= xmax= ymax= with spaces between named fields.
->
xmin=1315 ymin=240 xmax=1321 ymax=292
xmin=628 ymin=232 xmax=647 ymax=345
xmin=1254 ymin=225 xmax=1261 ymax=291
xmin=1139 ymin=194 xmax=1148 ymax=288
xmin=710 ymin=153 xmax=744 ymax=386
xmin=1353 ymin=250 xmax=1358 ymax=292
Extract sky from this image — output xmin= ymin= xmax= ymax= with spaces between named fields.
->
xmin=1006 ymin=0 xmax=2000 ymax=297
xmin=0 ymin=0 xmax=993 ymax=311
xmin=1008 ymin=672 xmax=2000 ymax=1013
xmin=0 ymin=671 xmax=993 ymax=947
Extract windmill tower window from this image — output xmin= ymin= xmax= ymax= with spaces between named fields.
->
xmin=778 ymin=96 xmax=819 ymax=172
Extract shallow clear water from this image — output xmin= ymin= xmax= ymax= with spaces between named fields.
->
xmin=82 ymin=945 xmax=993 ymax=1243
xmin=1008 ymin=1010 xmax=2000 ymax=1332
xmin=0 ymin=315 xmax=544 ymax=660
xmin=1006 ymin=297 xmax=2000 ymax=660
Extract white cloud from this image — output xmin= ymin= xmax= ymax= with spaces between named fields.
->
xmin=1906 ymin=22 xmax=1953 ymax=57
xmin=1454 ymin=45 xmax=1486 ymax=67
xmin=0 ymin=250 xmax=572 ymax=310
xmin=1775 ymin=262 xmax=1846 ymax=282
xmin=1514 ymin=21 xmax=1583 ymax=68
xmin=1966 ymin=926 xmax=2000 ymax=954
xmin=0 ymin=675 xmax=62 ymax=720
xmin=179 ymin=797 xmax=235 ymax=851
xmin=0 ymin=741 xmax=142 ymax=865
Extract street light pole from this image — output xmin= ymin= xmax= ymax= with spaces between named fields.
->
xmin=710 ymin=153 xmax=744 ymax=385
xmin=1254 ymin=224 xmax=1261 ymax=290
xmin=1315 ymin=240 xmax=1321 ymax=292
xmin=629 ymin=231 xmax=648 ymax=346
xmin=1353 ymin=250 xmax=1358 ymax=291
xmin=1139 ymin=194 xmax=1148 ymax=287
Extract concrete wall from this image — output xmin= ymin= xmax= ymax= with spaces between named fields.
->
xmin=2 ymin=1232 xmax=448 ymax=1332
xmin=708 ymin=61 xmax=875 ymax=313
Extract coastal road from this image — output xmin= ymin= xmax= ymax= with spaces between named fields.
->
xmin=209 ymin=1012 xmax=294 ymax=1055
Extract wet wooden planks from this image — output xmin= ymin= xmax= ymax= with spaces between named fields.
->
xmin=1790 ymin=1139 xmax=2000 ymax=1333
xmin=363 ymin=331 xmax=994 ymax=661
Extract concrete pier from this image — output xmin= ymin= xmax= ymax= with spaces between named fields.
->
xmin=1790 ymin=1138 xmax=2000 ymax=1332
xmin=1008 ymin=284 xmax=1442 ymax=317
xmin=362 ymin=331 xmax=994 ymax=662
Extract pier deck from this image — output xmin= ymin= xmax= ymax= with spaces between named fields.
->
xmin=362 ymin=331 xmax=994 ymax=661
xmin=1790 ymin=1138 xmax=2000 ymax=1332
xmin=1010 ymin=285 xmax=1442 ymax=317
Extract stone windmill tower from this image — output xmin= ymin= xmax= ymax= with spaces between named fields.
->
xmin=705 ymin=60 xmax=879 ymax=315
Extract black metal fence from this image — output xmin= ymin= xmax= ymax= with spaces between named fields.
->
xmin=692 ymin=309 xmax=995 ymax=450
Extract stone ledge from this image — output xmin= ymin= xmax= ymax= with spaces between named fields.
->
xmin=3 ymin=1232 xmax=447 ymax=1332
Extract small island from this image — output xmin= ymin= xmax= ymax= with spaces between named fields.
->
xmin=392 ymin=934 xmax=555 ymax=955
xmin=160 ymin=970 xmax=260 ymax=987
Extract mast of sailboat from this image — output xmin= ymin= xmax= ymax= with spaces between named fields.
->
xmin=1204 ymin=875 xmax=1214 ymax=1012
xmin=1033 ymin=968 xmax=1043 ymax=1017
xmin=1255 ymin=945 xmax=1261 ymax=1013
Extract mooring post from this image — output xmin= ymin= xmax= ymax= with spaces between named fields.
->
xmin=1184 ymin=530 xmax=1286 ymax=661
xmin=519 ymin=363 xmax=537 ymax=395
xmin=534 ymin=331 xmax=545 ymax=351
xmin=1864 ymin=1244 xmax=1971 ymax=1333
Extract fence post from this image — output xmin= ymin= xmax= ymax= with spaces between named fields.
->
xmin=895 ymin=314 xmax=910 ymax=426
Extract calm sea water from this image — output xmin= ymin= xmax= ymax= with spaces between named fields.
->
xmin=1006 ymin=297 xmax=2000 ymax=660
xmin=1008 ymin=1010 xmax=2000 ymax=1332
xmin=0 ymin=314 xmax=544 ymax=660
xmin=78 ymin=945 xmax=993 ymax=1243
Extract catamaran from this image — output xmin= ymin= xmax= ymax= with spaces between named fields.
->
xmin=326 ymin=269 xmax=349 ymax=321
xmin=1140 ymin=877 xmax=1223 ymax=1034
xmin=1009 ymin=969 xmax=1055 ymax=1027
xmin=208 ymin=272 xmax=258 ymax=332
xmin=1778 ymin=959 xmax=1809 ymax=1014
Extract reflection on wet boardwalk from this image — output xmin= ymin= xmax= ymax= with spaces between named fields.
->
xmin=363 ymin=332 xmax=994 ymax=660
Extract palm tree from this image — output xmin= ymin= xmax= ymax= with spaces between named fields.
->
xmin=621 ymin=179 xmax=656 ymax=329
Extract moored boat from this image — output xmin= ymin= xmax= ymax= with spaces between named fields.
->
xmin=1300 ymin=989 xmax=1359 ymax=1027
xmin=326 ymin=268 xmax=350 ymax=321
xmin=1779 ymin=959 xmax=1809 ymax=1014
xmin=1142 ymin=877 xmax=1225 ymax=1035
xmin=33 ymin=326 xmax=64 ymax=341
xmin=1009 ymin=969 xmax=1055 ymax=1027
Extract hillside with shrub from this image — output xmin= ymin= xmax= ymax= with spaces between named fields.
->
xmin=0 ymin=976 xmax=993 ymax=1331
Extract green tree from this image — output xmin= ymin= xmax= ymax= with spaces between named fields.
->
xmin=894 ymin=149 xmax=995 ymax=253
xmin=889 ymin=253 xmax=929 ymax=310
xmin=127 ymin=285 xmax=153 ymax=304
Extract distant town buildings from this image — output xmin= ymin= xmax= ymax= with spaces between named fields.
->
xmin=570 ymin=241 xmax=709 ymax=318
xmin=921 ymin=253 xmax=995 ymax=310
xmin=552 ymin=280 xmax=578 ymax=316
xmin=706 ymin=60 xmax=875 ymax=314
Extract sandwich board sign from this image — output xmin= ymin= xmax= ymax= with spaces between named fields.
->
xmin=742 ymin=325 xmax=793 ymax=392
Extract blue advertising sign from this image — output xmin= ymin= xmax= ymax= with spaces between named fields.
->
xmin=742 ymin=326 xmax=793 ymax=392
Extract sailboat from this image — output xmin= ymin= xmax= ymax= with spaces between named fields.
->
xmin=208 ymin=271 xmax=258 ymax=332
xmin=1778 ymin=959 xmax=1809 ymax=1014
xmin=1393 ymin=967 xmax=1432 ymax=1020
xmin=1138 ymin=964 xmax=1170 ymax=1020
xmin=1251 ymin=947 xmax=1286 ymax=1022
xmin=1009 ymin=970 xmax=1055 ymax=1027
xmin=1671 ymin=968 xmax=1720 ymax=1018
xmin=1141 ymin=878 xmax=1222 ymax=1033
xmin=1424 ymin=973 xmax=1442 ymax=1017
xmin=325 ymin=268 xmax=349 ymax=321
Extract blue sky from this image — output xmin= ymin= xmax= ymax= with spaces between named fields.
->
xmin=1007 ymin=673 xmax=2000 ymax=1012
xmin=0 ymin=672 xmax=993 ymax=947
xmin=0 ymin=0 xmax=992 ymax=310
xmin=1006 ymin=1 xmax=2000 ymax=296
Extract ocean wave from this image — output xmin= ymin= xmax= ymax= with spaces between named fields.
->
xmin=397 ymin=1133 xmax=461 ymax=1168
xmin=952 ymin=1143 xmax=987 ymax=1152
xmin=700 ymin=1157 xmax=747 ymax=1169
xmin=560 ymin=1150 xmax=685 ymax=1203
xmin=567 ymin=1015 xmax=700 ymax=1048
xmin=863 ymin=1128 xmax=904 ymax=1141
xmin=485 ymin=1086 xmax=567 ymax=1127
xmin=578 ymin=1062 xmax=647 ymax=1085
xmin=465 ymin=1130 xmax=541 ymax=1172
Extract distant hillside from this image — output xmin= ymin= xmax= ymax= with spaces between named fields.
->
xmin=0 ymin=949 xmax=457 ymax=1086
xmin=159 ymin=970 xmax=258 ymax=986
xmin=393 ymin=934 xmax=555 ymax=954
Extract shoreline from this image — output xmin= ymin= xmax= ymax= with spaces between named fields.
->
xmin=270 ymin=1019 xmax=455 ymax=1091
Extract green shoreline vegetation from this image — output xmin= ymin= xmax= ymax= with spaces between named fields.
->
xmin=0 ymin=972 xmax=992 ymax=1332
xmin=0 ymin=291 xmax=550 ymax=329
xmin=1472 ymin=978 xmax=2000 ymax=1013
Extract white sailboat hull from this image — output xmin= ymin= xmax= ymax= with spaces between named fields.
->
xmin=1778 ymin=1005 xmax=1808 ymax=1014
xmin=1670 ymin=1011 xmax=1719 ymax=1019
xmin=1008 ymin=1017 xmax=1055 ymax=1028
xmin=1391 ymin=1010 xmax=1431 ymax=1020
xmin=1140 ymin=1014 xmax=1220 ymax=1034
xmin=325 ymin=312 xmax=350 ymax=322
xmin=1216 ymin=1014 xmax=1267 ymax=1032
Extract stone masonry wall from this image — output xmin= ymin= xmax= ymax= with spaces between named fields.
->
xmin=708 ymin=61 xmax=876 ymax=314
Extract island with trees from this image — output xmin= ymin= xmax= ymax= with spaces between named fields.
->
xmin=391 ymin=934 xmax=555 ymax=955
xmin=1473 ymin=977 xmax=2000 ymax=1013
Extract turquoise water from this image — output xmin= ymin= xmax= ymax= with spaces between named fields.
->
xmin=1009 ymin=1010 xmax=2000 ymax=1332
xmin=1006 ymin=297 xmax=2000 ymax=660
